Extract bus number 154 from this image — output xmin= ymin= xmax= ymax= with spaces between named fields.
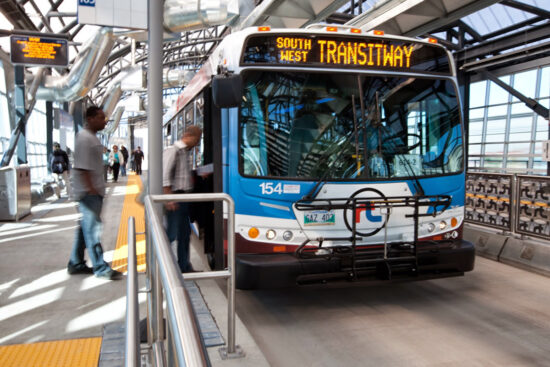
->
xmin=260 ymin=182 xmax=282 ymax=195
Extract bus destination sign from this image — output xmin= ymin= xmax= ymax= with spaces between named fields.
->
xmin=10 ymin=35 xmax=68 ymax=67
xmin=242 ymin=34 xmax=451 ymax=74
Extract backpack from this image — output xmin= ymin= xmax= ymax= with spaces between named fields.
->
xmin=51 ymin=154 xmax=67 ymax=174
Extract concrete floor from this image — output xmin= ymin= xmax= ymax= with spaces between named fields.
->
xmin=0 ymin=182 xmax=127 ymax=345
xmin=0 ymin=176 xmax=268 ymax=366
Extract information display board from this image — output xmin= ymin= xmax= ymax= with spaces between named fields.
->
xmin=10 ymin=35 xmax=68 ymax=67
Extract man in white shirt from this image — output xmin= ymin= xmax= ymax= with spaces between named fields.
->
xmin=68 ymin=106 xmax=122 ymax=280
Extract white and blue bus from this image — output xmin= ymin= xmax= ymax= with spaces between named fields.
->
xmin=163 ymin=25 xmax=475 ymax=289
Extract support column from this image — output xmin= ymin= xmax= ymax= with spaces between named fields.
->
xmin=72 ymin=100 xmax=84 ymax=133
xmin=130 ymin=123 xmax=135 ymax=153
xmin=46 ymin=101 xmax=53 ymax=173
xmin=15 ymin=66 xmax=27 ymax=165
xmin=457 ymin=69 xmax=470 ymax=170
xmin=148 ymin=0 xmax=163 ymax=197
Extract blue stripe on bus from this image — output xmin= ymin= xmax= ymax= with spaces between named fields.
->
xmin=228 ymin=175 xmax=464 ymax=218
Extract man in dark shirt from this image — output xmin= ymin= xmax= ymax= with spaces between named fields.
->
xmin=50 ymin=142 xmax=71 ymax=198
xmin=133 ymin=146 xmax=144 ymax=175
xmin=120 ymin=145 xmax=129 ymax=176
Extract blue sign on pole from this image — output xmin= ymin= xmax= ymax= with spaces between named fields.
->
xmin=78 ymin=0 xmax=96 ymax=7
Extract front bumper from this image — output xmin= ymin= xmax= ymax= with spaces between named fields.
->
xmin=235 ymin=239 xmax=475 ymax=289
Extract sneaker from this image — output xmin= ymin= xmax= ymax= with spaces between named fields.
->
xmin=95 ymin=269 xmax=123 ymax=280
xmin=67 ymin=262 xmax=94 ymax=275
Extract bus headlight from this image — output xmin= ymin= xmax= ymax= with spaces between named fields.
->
xmin=427 ymin=223 xmax=436 ymax=233
xmin=283 ymin=231 xmax=293 ymax=241
xmin=439 ymin=221 xmax=447 ymax=230
xmin=266 ymin=229 xmax=277 ymax=240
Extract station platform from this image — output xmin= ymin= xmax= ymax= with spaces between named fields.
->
xmin=0 ymin=173 xmax=268 ymax=367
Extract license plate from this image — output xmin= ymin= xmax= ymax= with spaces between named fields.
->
xmin=304 ymin=211 xmax=335 ymax=226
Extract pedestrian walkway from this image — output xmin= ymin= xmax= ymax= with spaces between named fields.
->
xmin=0 ymin=172 xmax=269 ymax=366
xmin=0 ymin=176 xmax=130 ymax=365
xmin=111 ymin=173 xmax=146 ymax=273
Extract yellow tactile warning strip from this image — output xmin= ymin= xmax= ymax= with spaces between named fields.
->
xmin=111 ymin=172 xmax=147 ymax=273
xmin=0 ymin=337 xmax=102 ymax=367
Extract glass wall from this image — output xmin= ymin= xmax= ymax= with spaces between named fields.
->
xmin=468 ymin=65 xmax=550 ymax=175
xmin=0 ymin=58 xmax=50 ymax=183
xmin=0 ymin=58 xmax=14 ymax=156
xmin=26 ymin=100 xmax=48 ymax=181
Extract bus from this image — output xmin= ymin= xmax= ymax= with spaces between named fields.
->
xmin=163 ymin=25 xmax=475 ymax=289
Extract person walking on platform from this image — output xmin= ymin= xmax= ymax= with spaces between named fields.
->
xmin=109 ymin=145 xmax=124 ymax=182
xmin=50 ymin=142 xmax=71 ymax=198
xmin=133 ymin=146 xmax=144 ymax=175
xmin=120 ymin=145 xmax=129 ymax=176
xmin=163 ymin=125 xmax=202 ymax=273
xmin=68 ymin=106 xmax=122 ymax=280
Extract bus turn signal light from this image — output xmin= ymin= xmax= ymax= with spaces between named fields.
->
xmin=451 ymin=217 xmax=458 ymax=227
xmin=248 ymin=227 xmax=259 ymax=238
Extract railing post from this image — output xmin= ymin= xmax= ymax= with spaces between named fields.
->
xmin=125 ymin=217 xmax=140 ymax=367
xmin=511 ymin=173 xmax=517 ymax=235
xmin=144 ymin=193 xmax=244 ymax=365
xmin=146 ymin=223 xmax=153 ymax=346
xmin=227 ymin=197 xmax=236 ymax=353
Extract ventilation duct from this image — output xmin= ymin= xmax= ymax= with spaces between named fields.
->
xmin=100 ymin=65 xmax=145 ymax=119
xmin=35 ymin=27 xmax=116 ymax=102
xmin=163 ymin=69 xmax=195 ymax=88
xmin=164 ymin=0 xmax=240 ymax=32
xmin=101 ymin=84 xmax=123 ymax=120
xmin=33 ymin=2 xmax=237 ymax=106
xmin=102 ymin=106 xmax=125 ymax=137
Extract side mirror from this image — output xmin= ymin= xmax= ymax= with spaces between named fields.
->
xmin=212 ymin=74 xmax=242 ymax=108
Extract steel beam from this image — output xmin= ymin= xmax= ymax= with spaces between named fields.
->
xmin=479 ymin=69 xmax=549 ymax=119
xmin=403 ymin=0 xmax=502 ymax=37
xmin=456 ymin=22 xmax=550 ymax=63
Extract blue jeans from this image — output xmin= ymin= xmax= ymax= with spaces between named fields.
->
xmin=166 ymin=202 xmax=192 ymax=272
xmin=121 ymin=163 xmax=127 ymax=176
xmin=70 ymin=194 xmax=111 ymax=275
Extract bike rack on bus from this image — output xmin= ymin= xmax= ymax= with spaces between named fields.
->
xmin=293 ymin=194 xmax=452 ymax=281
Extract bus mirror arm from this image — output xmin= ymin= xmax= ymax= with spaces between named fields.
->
xmin=212 ymin=74 xmax=243 ymax=108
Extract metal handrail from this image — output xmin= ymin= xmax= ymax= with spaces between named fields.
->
xmin=125 ymin=217 xmax=140 ymax=367
xmin=142 ymin=192 xmax=242 ymax=366
xmin=144 ymin=194 xmax=208 ymax=367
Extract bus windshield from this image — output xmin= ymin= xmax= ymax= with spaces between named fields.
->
xmin=239 ymin=70 xmax=463 ymax=180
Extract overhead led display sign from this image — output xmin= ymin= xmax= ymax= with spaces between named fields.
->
xmin=242 ymin=34 xmax=451 ymax=75
xmin=10 ymin=35 xmax=68 ymax=67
